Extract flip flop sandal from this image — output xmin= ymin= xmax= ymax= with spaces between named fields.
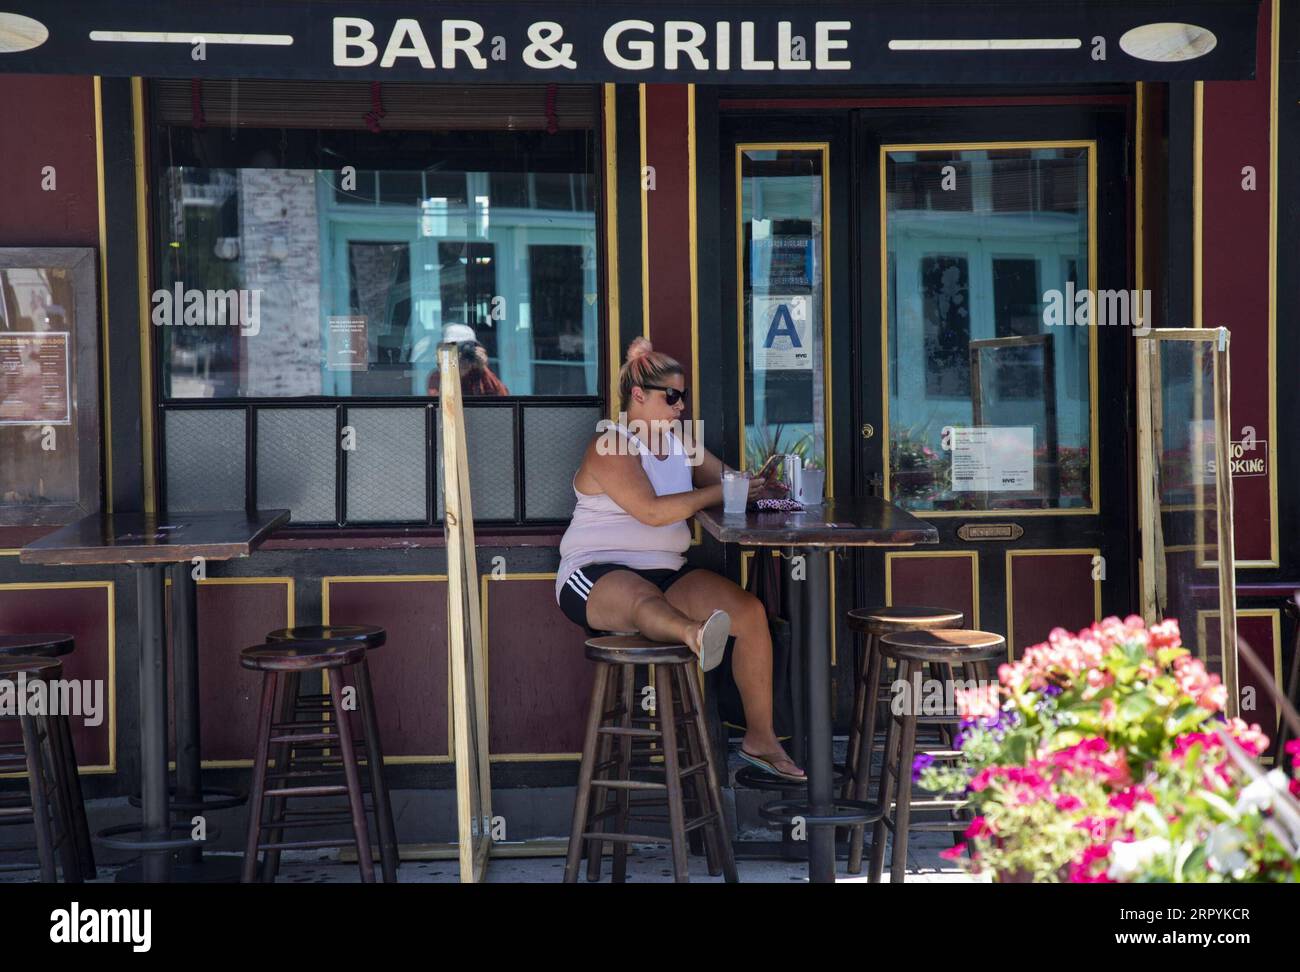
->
xmin=695 ymin=609 xmax=731 ymax=673
xmin=738 ymin=747 xmax=807 ymax=783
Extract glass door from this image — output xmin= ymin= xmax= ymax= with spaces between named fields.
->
xmin=857 ymin=108 xmax=1134 ymax=658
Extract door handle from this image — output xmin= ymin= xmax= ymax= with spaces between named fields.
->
xmin=861 ymin=423 xmax=875 ymax=439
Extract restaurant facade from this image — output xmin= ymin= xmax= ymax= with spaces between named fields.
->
xmin=0 ymin=0 xmax=1294 ymax=845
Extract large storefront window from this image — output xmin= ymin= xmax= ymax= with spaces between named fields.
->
xmin=151 ymin=83 xmax=603 ymax=527
xmin=157 ymin=129 xmax=599 ymax=400
xmin=883 ymin=144 xmax=1095 ymax=513
xmin=737 ymin=145 xmax=829 ymax=474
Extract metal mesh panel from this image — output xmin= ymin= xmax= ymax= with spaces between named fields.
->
xmin=256 ymin=409 xmax=336 ymax=524
xmin=436 ymin=405 xmax=515 ymax=521
xmin=164 ymin=409 xmax=246 ymax=512
xmin=523 ymin=406 xmax=601 ymax=520
xmin=345 ymin=408 xmax=427 ymax=523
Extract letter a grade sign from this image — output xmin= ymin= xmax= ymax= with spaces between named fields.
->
xmin=753 ymin=295 xmax=812 ymax=370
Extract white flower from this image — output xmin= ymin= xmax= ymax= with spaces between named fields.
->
xmin=1205 ymin=824 xmax=1250 ymax=879
xmin=1107 ymin=836 xmax=1170 ymax=881
xmin=1234 ymin=769 xmax=1290 ymax=815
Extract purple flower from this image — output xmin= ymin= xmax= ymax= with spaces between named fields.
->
xmin=912 ymin=752 xmax=935 ymax=782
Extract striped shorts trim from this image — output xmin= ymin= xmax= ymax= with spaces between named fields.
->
xmin=556 ymin=561 xmax=700 ymax=633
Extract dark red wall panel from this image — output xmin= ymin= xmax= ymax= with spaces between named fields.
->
xmin=485 ymin=576 xmax=595 ymax=755
xmin=0 ymin=75 xmax=99 ymax=246
xmin=165 ymin=580 xmax=291 ymax=763
xmin=1203 ymin=612 xmax=1281 ymax=742
xmin=325 ymin=578 xmax=449 ymax=760
xmin=1202 ymin=2 xmax=1275 ymax=564
xmin=0 ymin=583 xmax=114 ymax=770
xmin=887 ymin=553 xmax=977 ymax=630
xmin=642 ymin=84 xmax=694 ymax=375
xmin=1007 ymin=552 xmax=1099 ymax=658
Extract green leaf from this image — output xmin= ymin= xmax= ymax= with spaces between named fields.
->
xmin=1002 ymin=730 xmax=1034 ymax=764
xmin=1198 ymin=789 xmax=1240 ymax=823
xmin=1118 ymin=692 xmax=1155 ymax=722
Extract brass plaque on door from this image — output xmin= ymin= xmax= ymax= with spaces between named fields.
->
xmin=957 ymin=523 xmax=1024 ymax=542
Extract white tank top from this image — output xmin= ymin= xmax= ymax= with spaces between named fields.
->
xmin=555 ymin=423 xmax=694 ymax=604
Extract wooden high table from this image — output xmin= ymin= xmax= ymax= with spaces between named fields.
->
xmin=695 ymin=496 xmax=938 ymax=884
xmin=21 ymin=510 xmax=290 ymax=882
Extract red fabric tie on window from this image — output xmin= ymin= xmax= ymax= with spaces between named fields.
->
xmin=190 ymin=79 xmax=206 ymax=130
xmin=365 ymin=81 xmax=387 ymax=133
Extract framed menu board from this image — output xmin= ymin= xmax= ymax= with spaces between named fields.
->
xmin=0 ymin=248 xmax=101 ymax=526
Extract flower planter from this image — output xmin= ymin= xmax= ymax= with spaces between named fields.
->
xmin=919 ymin=616 xmax=1300 ymax=883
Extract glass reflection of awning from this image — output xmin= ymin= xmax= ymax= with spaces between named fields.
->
xmin=0 ymin=1 xmax=1261 ymax=84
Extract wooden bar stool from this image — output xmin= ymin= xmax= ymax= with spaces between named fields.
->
xmin=0 ymin=633 xmax=95 ymax=880
xmin=868 ymin=629 xmax=1005 ymax=883
xmin=843 ymin=606 xmax=963 ymax=873
xmin=564 ymin=635 xmax=736 ymax=884
xmin=0 ymin=656 xmax=84 ymax=882
xmin=261 ymin=624 xmax=397 ymax=882
xmin=240 ymin=640 xmax=377 ymax=883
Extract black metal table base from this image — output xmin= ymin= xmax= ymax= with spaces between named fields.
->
xmin=127 ymin=784 xmax=247 ymax=814
xmin=758 ymin=798 xmax=880 ymax=828
xmin=133 ymin=563 xmax=233 ymax=881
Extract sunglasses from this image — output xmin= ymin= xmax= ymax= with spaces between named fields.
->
xmin=641 ymin=384 xmax=689 ymax=407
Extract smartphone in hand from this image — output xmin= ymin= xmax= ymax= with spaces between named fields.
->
xmin=754 ymin=453 xmax=784 ymax=483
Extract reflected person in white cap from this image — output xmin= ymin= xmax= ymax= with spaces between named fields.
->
xmin=426 ymin=323 xmax=510 ymax=397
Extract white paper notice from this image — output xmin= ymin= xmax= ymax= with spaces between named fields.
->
xmin=752 ymin=295 xmax=813 ymax=370
xmin=951 ymin=426 xmax=1035 ymax=492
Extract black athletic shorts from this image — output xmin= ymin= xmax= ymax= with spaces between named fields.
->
xmin=558 ymin=562 xmax=702 ymax=635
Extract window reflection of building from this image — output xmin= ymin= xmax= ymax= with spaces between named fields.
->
xmin=159 ymin=133 xmax=598 ymax=401
xmin=887 ymin=147 xmax=1092 ymax=510
xmin=740 ymin=149 xmax=827 ymax=471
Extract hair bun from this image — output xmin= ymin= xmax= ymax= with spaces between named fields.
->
xmin=626 ymin=336 xmax=654 ymax=363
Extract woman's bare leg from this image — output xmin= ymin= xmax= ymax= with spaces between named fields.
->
xmin=664 ymin=569 xmax=802 ymax=777
xmin=583 ymin=570 xmax=702 ymax=650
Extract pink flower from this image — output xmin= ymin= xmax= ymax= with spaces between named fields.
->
xmin=1075 ymin=815 xmax=1120 ymax=839
xmin=1172 ymin=655 xmax=1227 ymax=712
xmin=1108 ymin=786 xmax=1155 ymax=812
xmin=1173 ymin=732 xmax=1221 ymax=761
xmin=1086 ymin=668 xmax=1114 ymax=690
xmin=998 ymin=661 xmax=1028 ymax=692
xmin=963 ymin=816 xmax=993 ymax=840
xmin=1148 ymin=618 xmax=1182 ymax=649
xmin=1047 ymin=738 xmax=1132 ymax=787
xmin=938 ymin=842 xmax=967 ymax=861
xmin=969 ymin=768 xmax=997 ymax=793
xmin=1055 ymin=794 xmax=1084 ymax=812
xmin=1226 ymin=718 xmax=1269 ymax=757
xmin=1067 ymin=844 xmax=1114 ymax=883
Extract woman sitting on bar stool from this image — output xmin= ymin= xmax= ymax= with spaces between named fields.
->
xmin=556 ymin=336 xmax=805 ymax=782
